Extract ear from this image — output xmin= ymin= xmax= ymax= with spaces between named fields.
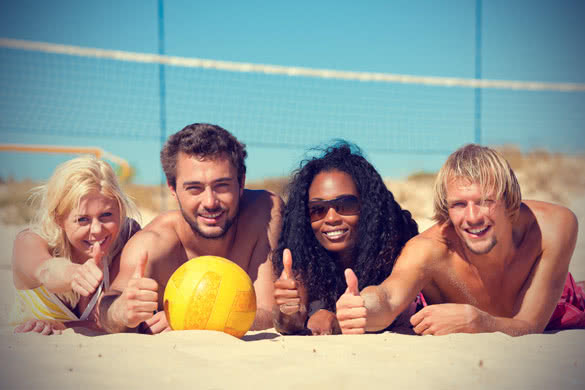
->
xmin=167 ymin=181 xmax=178 ymax=199
xmin=239 ymin=174 xmax=246 ymax=196
xmin=56 ymin=215 xmax=65 ymax=229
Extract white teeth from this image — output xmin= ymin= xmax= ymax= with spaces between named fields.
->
xmin=86 ymin=238 xmax=107 ymax=246
xmin=468 ymin=227 xmax=488 ymax=234
xmin=324 ymin=230 xmax=346 ymax=238
xmin=201 ymin=212 xmax=222 ymax=218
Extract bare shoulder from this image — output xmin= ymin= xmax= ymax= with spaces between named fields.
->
xmin=522 ymin=200 xmax=578 ymax=240
xmin=122 ymin=211 xmax=183 ymax=264
xmin=397 ymin=224 xmax=451 ymax=268
xmin=240 ymin=189 xmax=284 ymax=224
xmin=12 ymin=229 xmax=52 ymax=288
xmin=12 ymin=229 xmax=51 ymax=263
xmin=13 ymin=229 xmax=46 ymax=250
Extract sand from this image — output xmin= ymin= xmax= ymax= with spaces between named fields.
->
xmin=1 ymin=197 xmax=584 ymax=389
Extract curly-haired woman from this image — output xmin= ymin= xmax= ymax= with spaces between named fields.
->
xmin=272 ymin=142 xmax=419 ymax=335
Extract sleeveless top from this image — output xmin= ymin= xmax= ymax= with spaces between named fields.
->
xmin=10 ymin=217 xmax=138 ymax=324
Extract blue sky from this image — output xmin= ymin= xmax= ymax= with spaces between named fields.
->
xmin=0 ymin=0 xmax=584 ymax=184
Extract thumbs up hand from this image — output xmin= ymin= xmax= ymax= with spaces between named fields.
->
xmin=71 ymin=241 xmax=105 ymax=297
xmin=273 ymin=249 xmax=308 ymax=333
xmin=117 ymin=251 xmax=159 ymax=329
xmin=274 ymin=248 xmax=301 ymax=314
xmin=335 ymin=268 xmax=367 ymax=334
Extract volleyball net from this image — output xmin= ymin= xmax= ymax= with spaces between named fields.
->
xmin=1 ymin=38 xmax=584 ymax=181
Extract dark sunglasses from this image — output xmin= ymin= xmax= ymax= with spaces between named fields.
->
xmin=308 ymin=195 xmax=360 ymax=222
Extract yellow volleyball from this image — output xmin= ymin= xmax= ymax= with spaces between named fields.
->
xmin=163 ymin=256 xmax=257 ymax=338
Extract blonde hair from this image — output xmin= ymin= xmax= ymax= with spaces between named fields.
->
xmin=29 ymin=155 xmax=139 ymax=260
xmin=432 ymin=144 xmax=522 ymax=224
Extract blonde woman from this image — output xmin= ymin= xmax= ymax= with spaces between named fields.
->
xmin=11 ymin=155 xmax=140 ymax=334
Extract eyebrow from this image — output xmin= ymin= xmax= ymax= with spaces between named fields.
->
xmin=74 ymin=207 xmax=115 ymax=216
xmin=182 ymin=177 xmax=233 ymax=188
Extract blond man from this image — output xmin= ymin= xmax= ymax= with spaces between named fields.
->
xmin=336 ymin=144 xmax=584 ymax=336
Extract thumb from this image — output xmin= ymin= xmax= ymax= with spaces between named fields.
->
xmin=90 ymin=241 xmax=104 ymax=269
xmin=281 ymin=248 xmax=293 ymax=280
xmin=133 ymin=252 xmax=148 ymax=279
xmin=344 ymin=268 xmax=359 ymax=296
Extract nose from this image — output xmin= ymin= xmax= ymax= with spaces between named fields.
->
xmin=465 ymin=203 xmax=483 ymax=225
xmin=202 ymin=186 xmax=219 ymax=209
xmin=323 ymin=206 xmax=342 ymax=224
xmin=89 ymin=219 xmax=103 ymax=237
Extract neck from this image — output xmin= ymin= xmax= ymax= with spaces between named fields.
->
xmin=462 ymin=231 xmax=515 ymax=271
xmin=181 ymin=219 xmax=238 ymax=259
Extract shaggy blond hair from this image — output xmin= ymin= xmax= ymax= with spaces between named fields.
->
xmin=29 ymin=155 xmax=138 ymax=261
xmin=432 ymin=144 xmax=521 ymax=224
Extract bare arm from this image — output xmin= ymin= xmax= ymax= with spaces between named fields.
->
xmin=12 ymin=231 xmax=105 ymax=297
xmin=481 ymin=204 xmax=577 ymax=335
xmin=99 ymin=230 xmax=161 ymax=333
xmin=411 ymin=203 xmax=578 ymax=336
xmin=336 ymin=236 xmax=434 ymax=333
xmin=249 ymin=193 xmax=283 ymax=330
xmin=12 ymin=231 xmax=73 ymax=292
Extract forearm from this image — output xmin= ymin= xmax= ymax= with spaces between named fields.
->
xmin=477 ymin=312 xmax=542 ymax=336
xmin=362 ymin=286 xmax=401 ymax=332
xmin=249 ymin=307 xmax=276 ymax=331
xmin=270 ymin=305 xmax=308 ymax=334
xmin=35 ymin=257 xmax=77 ymax=293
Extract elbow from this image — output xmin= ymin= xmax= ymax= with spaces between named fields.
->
xmin=270 ymin=305 xmax=307 ymax=334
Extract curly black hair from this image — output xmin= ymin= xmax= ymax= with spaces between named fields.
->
xmin=273 ymin=141 xmax=418 ymax=312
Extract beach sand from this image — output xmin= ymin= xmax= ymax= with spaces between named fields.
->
xmin=0 ymin=193 xmax=584 ymax=389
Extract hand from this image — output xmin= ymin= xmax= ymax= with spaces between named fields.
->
xmin=274 ymin=249 xmax=302 ymax=314
xmin=14 ymin=319 xmax=65 ymax=336
xmin=140 ymin=311 xmax=172 ymax=334
xmin=307 ymin=309 xmax=340 ymax=335
xmin=116 ymin=252 xmax=159 ymax=329
xmin=336 ymin=268 xmax=367 ymax=334
xmin=71 ymin=242 xmax=104 ymax=297
xmin=272 ymin=248 xmax=307 ymax=333
xmin=410 ymin=303 xmax=488 ymax=335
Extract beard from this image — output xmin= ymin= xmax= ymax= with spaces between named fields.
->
xmin=464 ymin=236 xmax=497 ymax=255
xmin=178 ymin=200 xmax=238 ymax=240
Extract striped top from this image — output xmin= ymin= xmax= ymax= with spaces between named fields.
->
xmin=10 ymin=263 xmax=109 ymax=324
xmin=10 ymin=217 xmax=138 ymax=325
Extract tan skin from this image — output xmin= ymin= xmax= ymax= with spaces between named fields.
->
xmin=12 ymin=192 xmax=139 ymax=335
xmin=336 ymin=178 xmax=579 ymax=336
xmin=274 ymin=170 xmax=359 ymax=335
xmin=99 ymin=152 xmax=283 ymax=334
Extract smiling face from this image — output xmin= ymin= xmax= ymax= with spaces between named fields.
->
xmin=61 ymin=191 xmax=121 ymax=263
xmin=308 ymin=170 xmax=360 ymax=264
xmin=171 ymin=152 xmax=243 ymax=239
xmin=446 ymin=177 xmax=510 ymax=255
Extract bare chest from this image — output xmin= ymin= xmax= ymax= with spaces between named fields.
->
xmin=425 ymin=251 xmax=540 ymax=316
xmin=182 ymin=241 xmax=256 ymax=272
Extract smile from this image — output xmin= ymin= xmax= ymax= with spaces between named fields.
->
xmin=464 ymin=226 xmax=490 ymax=237
xmin=198 ymin=210 xmax=224 ymax=222
xmin=83 ymin=237 xmax=108 ymax=247
xmin=323 ymin=229 xmax=348 ymax=240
